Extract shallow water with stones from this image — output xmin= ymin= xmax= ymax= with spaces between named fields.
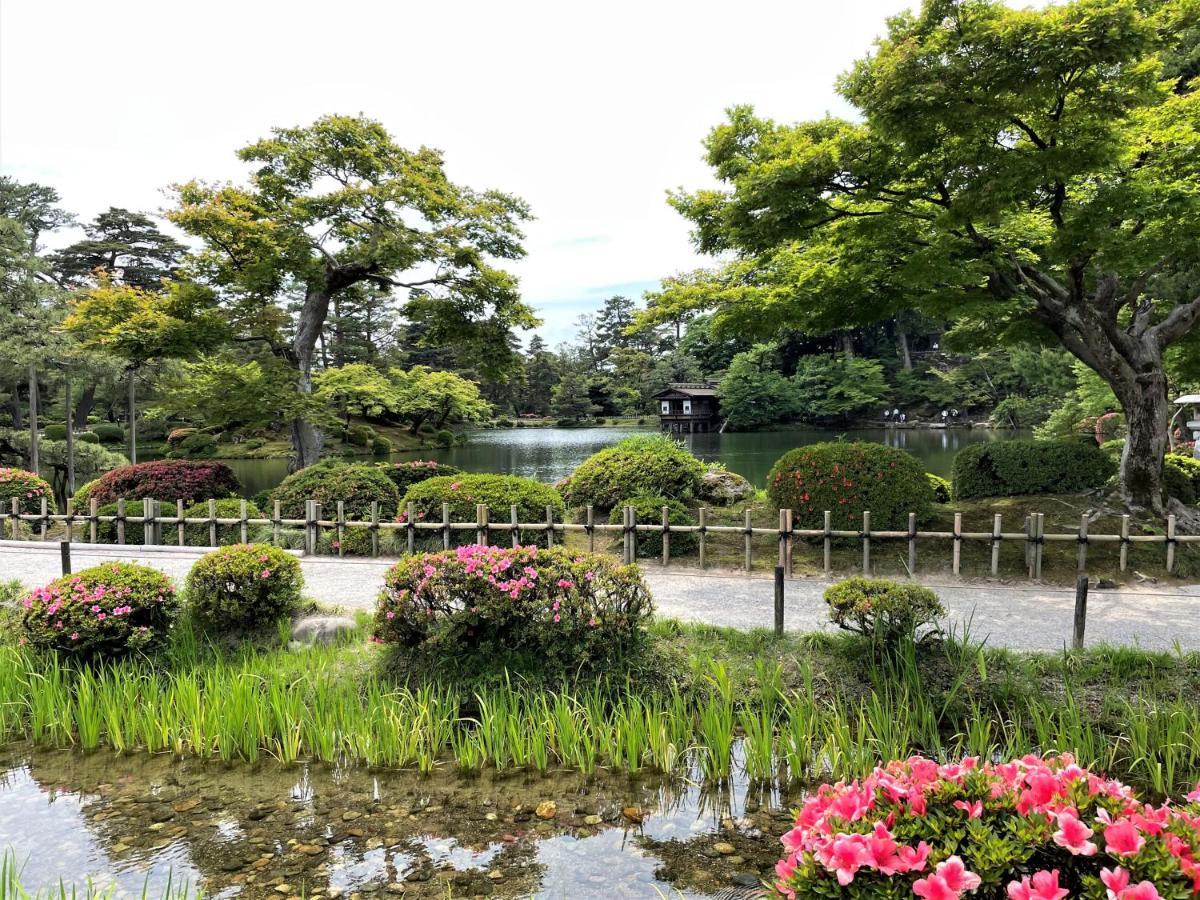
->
xmin=0 ymin=743 xmax=796 ymax=898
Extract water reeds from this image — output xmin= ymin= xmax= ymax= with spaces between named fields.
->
xmin=0 ymin=849 xmax=201 ymax=899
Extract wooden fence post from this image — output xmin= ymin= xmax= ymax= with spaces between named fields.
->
xmin=785 ymin=508 xmax=794 ymax=577
xmin=1073 ymin=575 xmax=1088 ymax=650
xmin=661 ymin=505 xmax=670 ymax=567
xmin=824 ymin=510 xmax=833 ymax=575
xmin=774 ymin=566 xmax=785 ymax=636
xmin=586 ymin=505 xmax=595 ymax=553
xmin=862 ymin=510 xmax=871 ymax=575
xmin=1077 ymin=513 xmax=1089 ymax=573
xmin=1034 ymin=513 xmax=1045 ymax=580
xmin=952 ymin=512 xmax=962 ymax=576
xmin=40 ymin=496 xmax=48 ymax=541
xmin=510 ymin=504 xmax=520 ymax=549
xmin=1119 ymin=514 xmax=1130 ymax=573
xmin=370 ymin=501 xmax=380 ymax=558
xmin=990 ymin=514 xmax=1002 ymax=576
xmin=623 ymin=505 xmax=633 ymax=564
xmin=442 ymin=502 xmax=451 ymax=550
xmin=744 ymin=508 xmax=753 ymax=572
xmin=408 ymin=501 xmax=417 ymax=554
xmin=89 ymin=497 xmax=98 ymax=544
xmin=272 ymin=499 xmax=281 ymax=548
xmin=176 ymin=499 xmax=186 ymax=546
xmin=65 ymin=499 xmax=75 ymax=545
xmin=303 ymin=500 xmax=314 ymax=554
xmin=1166 ymin=514 xmax=1177 ymax=574
xmin=335 ymin=501 xmax=345 ymax=557
xmin=60 ymin=539 xmax=71 ymax=575
xmin=778 ymin=509 xmax=787 ymax=569
xmin=116 ymin=498 xmax=126 ymax=545
xmin=907 ymin=512 xmax=917 ymax=577
xmin=313 ymin=502 xmax=322 ymax=553
xmin=240 ymin=499 xmax=249 ymax=546
xmin=545 ymin=504 xmax=554 ymax=549
xmin=208 ymin=499 xmax=218 ymax=548
xmin=8 ymin=497 xmax=16 ymax=540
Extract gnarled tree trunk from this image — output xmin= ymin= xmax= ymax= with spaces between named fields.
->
xmin=289 ymin=281 xmax=334 ymax=471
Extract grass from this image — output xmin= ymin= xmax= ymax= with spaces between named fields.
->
xmin=2 ymin=617 xmax=1200 ymax=796
xmin=0 ymin=850 xmax=201 ymax=899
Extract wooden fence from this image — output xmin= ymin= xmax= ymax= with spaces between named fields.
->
xmin=6 ymin=496 xmax=1195 ymax=579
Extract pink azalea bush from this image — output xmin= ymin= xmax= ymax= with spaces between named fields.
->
xmin=184 ymin=543 xmax=303 ymax=635
xmin=0 ymin=467 xmax=56 ymax=515
xmin=17 ymin=562 xmax=178 ymax=656
xmin=773 ymin=753 xmax=1200 ymax=899
xmin=86 ymin=459 xmax=240 ymax=507
xmin=374 ymin=545 xmax=652 ymax=666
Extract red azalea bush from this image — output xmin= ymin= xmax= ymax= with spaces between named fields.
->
xmin=376 ymin=459 xmax=461 ymax=493
xmin=17 ymin=562 xmax=178 ymax=656
xmin=773 ymin=753 xmax=1200 ymax=900
xmin=374 ymin=544 xmax=652 ymax=667
xmin=88 ymin=460 xmax=241 ymax=507
xmin=0 ymin=467 xmax=56 ymax=515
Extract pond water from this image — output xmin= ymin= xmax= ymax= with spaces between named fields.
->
xmin=225 ymin=426 xmax=1021 ymax=498
xmin=1 ymin=743 xmax=794 ymax=898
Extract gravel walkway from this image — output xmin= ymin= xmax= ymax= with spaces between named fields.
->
xmin=2 ymin=542 xmax=1197 ymax=652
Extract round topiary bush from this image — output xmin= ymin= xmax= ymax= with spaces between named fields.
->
xmin=182 ymin=498 xmax=265 ymax=546
xmin=169 ymin=432 xmax=217 ymax=459
xmin=608 ymin=494 xmax=697 ymax=557
xmin=92 ymin=423 xmax=125 ymax=444
xmin=375 ymin=545 xmax=652 ymax=668
xmin=401 ymin=474 xmax=566 ymax=545
xmin=768 ymin=442 xmax=932 ymax=531
xmin=43 ymin=424 xmax=68 ymax=441
xmin=77 ymin=431 xmax=100 ymax=444
xmin=270 ymin=462 xmax=400 ymax=520
xmin=433 ymin=428 xmax=455 ymax=447
xmin=371 ymin=435 xmax=393 ymax=456
xmin=166 ymin=427 xmax=196 ymax=447
xmin=17 ymin=562 xmax=178 ymax=656
xmin=563 ymin=434 xmax=705 ymax=510
xmin=0 ymin=467 xmax=56 ymax=515
xmin=88 ymin=459 xmax=241 ymax=507
xmin=951 ymin=439 xmax=1116 ymax=500
xmin=185 ymin=544 xmax=303 ymax=636
xmin=1163 ymin=457 xmax=1196 ymax=504
xmin=926 ymin=473 xmax=952 ymax=503
xmin=376 ymin=459 xmax=461 ymax=493
xmin=346 ymin=423 xmax=376 ymax=447
xmin=824 ymin=577 xmax=944 ymax=646
xmin=1165 ymin=453 xmax=1200 ymax=500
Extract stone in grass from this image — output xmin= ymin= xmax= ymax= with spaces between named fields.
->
xmin=699 ymin=468 xmax=754 ymax=506
xmin=290 ymin=615 xmax=358 ymax=646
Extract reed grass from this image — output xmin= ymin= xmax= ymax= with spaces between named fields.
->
xmin=0 ymin=849 xmax=201 ymax=899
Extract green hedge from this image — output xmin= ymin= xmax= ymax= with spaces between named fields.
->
xmin=608 ymin=494 xmax=697 ymax=557
xmin=563 ymin=434 xmax=705 ymax=510
xmin=951 ymin=440 xmax=1116 ymax=500
xmin=402 ymin=474 xmax=565 ymax=545
xmin=768 ymin=442 xmax=932 ymax=530
xmin=182 ymin=498 xmax=266 ymax=546
xmin=43 ymin=424 xmax=68 ymax=441
xmin=92 ymin=423 xmax=125 ymax=444
xmin=270 ymin=462 xmax=399 ymax=520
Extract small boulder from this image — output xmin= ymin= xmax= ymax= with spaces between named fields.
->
xmin=699 ymin=468 xmax=754 ymax=506
xmin=291 ymin=615 xmax=358 ymax=646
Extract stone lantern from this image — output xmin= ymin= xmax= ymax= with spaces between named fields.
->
xmin=1173 ymin=394 xmax=1200 ymax=458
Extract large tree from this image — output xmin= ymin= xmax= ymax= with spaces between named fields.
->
xmin=651 ymin=0 xmax=1200 ymax=515
xmin=168 ymin=114 xmax=536 ymax=469
xmin=50 ymin=207 xmax=185 ymax=289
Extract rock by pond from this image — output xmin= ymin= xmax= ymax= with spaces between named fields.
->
xmin=290 ymin=615 xmax=359 ymax=646
xmin=0 ymin=742 xmax=792 ymax=898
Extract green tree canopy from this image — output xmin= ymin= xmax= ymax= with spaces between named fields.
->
xmin=50 ymin=208 xmax=185 ymax=289
xmin=649 ymin=0 xmax=1200 ymax=514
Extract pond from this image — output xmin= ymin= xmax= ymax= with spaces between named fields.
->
xmin=1 ymin=743 xmax=794 ymax=898
xmin=224 ymin=425 xmax=1022 ymax=498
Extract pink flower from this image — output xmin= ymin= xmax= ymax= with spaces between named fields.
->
xmin=1007 ymin=870 xmax=1068 ymax=900
xmin=1187 ymin=783 xmax=1200 ymax=803
xmin=913 ymin=875 xmax=959 ymax=900
xmin=897 ymin=842 xmax=931 ymax=873
xmin=1053 ymin=809 xmax=1097 ymax=855
xmin=1104 ymin=820 xmax=1145 ymax=858
xmin=817 ymin=834 xmax=869 ymax=885
xmin=954 ymin=799 xmax=983 ymax=819
xmin=260 ymin=569 xmax=271 ymax=579
xmin=936 ymin=856 xmax=982 ymax=894
xmin=1121 ymin=883 xmax=1162 ymax=900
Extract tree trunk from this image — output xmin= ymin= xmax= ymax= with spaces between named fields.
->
xmin=408 ymin=414 xmax=427 ymax=436
xmin=28 ymin=365 xmax=39 ymax=475
xmin=73 ymin=383 xmax=96 ymax=429
xmin=1112 ymin=365 xmax=1170 ymax=515
xmin=289 ymin=282 xmax=334 ymax=471
xmin=64 ymin=371 xmax=75 ymax=497
xmin=841 ymin=333 xmax=855 ymax=360
xmin=897 ymin=325 xmax=913 ymax=371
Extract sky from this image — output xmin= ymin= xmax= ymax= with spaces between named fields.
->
xmin=1 ymin=0 xmax=915 ymax=345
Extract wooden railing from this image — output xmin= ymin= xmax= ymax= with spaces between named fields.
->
xmin=6 ymin=496 xmax=1195 ymax=579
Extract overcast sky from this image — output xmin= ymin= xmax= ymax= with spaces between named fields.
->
xmin=1 ymin=0 xmax=915 ymax=345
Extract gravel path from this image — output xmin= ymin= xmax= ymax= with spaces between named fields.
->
xmin=3 ymin=542 xmax=1197 ymax=652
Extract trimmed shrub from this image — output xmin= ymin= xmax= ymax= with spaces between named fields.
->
xmin=243 ymin=437 xmax=266 ymax=451
xmin=186 ymin=544 xmax=303 ymax=636
xmin=183 ymin=498 xmax=265 ymax=547
xmin=1099 ymin=438 xmax=1125 ymax=457
xmin=401 ymin=474 xmax=565 ymax=544
xmin=772 ymin=753 xmax=1200 ymax=899
xmin=169 ymin=432 xmax=218 ymax=459
xmin=92 ymin=423 xmax=125 ymax=444
xmin=371 ymin=435 xmax=393 ymax=456
xmin=1163 ymin=458 xmax=1196 ymax=504
xmin=926 ymin=473 xmax=951 ymax=503
xmin=89 ymin=460 xmax=241 ymax=506
xmin=564 ymin=434 xmax=705 ymax=510
xmin=95 ymin=501 xmax=154 ymax=544
xmin=1165 ymin=453 xmax=1200 ymax=497
xmin=377 ymin=459 xmax=461 ymax=493
xmin=768 ymin=442 xmax=932 ymax=531
xmin=166 ymin=427 xmax=196 ymax=447
xmin=434 ymin=428 xmax=455 ymax=447
xmin=375 ymin=545 xmax=652 ymax=668
xmin=346 ymin=423 xmax=376 ymax=447
xmin=0 ymin=467 xmax=56 ymax=515
xmin=72 ymin=479 xmax=99 ymax=510
xmin=18 ymin=562 xmax=178 ymax=656
xmin=608 ymin=495 xmax=696 ymax=557
xmin=77 ymin=431 xmax=100 ymax=444
xmin=43 ymin=424 xmax=68 ymax=440
xmin=951 ymin=440 xmax=1116 ymax=500
xmin=824 ymin=577 xmax=944 ymax=646
xmin=271 ymin=462 xmax=399 ymax=520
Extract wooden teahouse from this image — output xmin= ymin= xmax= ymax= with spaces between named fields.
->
xmin=653 ymin=382 xmax=721 ymax=433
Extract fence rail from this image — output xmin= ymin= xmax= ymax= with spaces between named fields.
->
xmin=5 ymin=496 xmax=1193 ymax=578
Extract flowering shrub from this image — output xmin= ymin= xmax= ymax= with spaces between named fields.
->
xmin=88 ymin=459 xmax=240 ymax=506
xmin=824 ymin=577 xmax=944 ymax=646
xmin=0 ymin=467 xmax=56 ymax=515
xmin=185 ymin=544 xmax=303 ymax=635
xmin=376 ymin=459 xmax=461 ymax=493
xmin=375 ymin=545 xmax=652 ymax=667
xmin=563 ymin=434 xmax=705 ymax=510
xmin=270 ymin=461 xmax=399 ymax=519
xmin=772 ymin=753 xmax=1200 ymax=899
xmin=17 ymin=562 xmax=178 ymax=656
xmin=769 ymin=442 xmax=932 ymax=531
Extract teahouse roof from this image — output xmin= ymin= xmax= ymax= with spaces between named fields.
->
xmin=652 ymin=382 xmax=718 ymax=399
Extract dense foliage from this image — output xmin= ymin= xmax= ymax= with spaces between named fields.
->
xmin=377 ymin=460 xmax=462 ymax=493
xmin=926 ymin=474 xmax=951 ymax=504
xmin=270 ymin=462 xmax=400 ymax=519
xmin=564 ymin=434 xmax=705 ymax=510
xmin=183 ymin=498 xmax=265 ymax=547
xmin=375 ymin=545 xmax=652 ymax=669
xmin=607 ymin=494 xmax=697 ymax=557
xmin=951 ymin=441 xmax=1116 ymax=500
xmin=0 ymin=467 xmax=55 ymax=515
xmin=17 ymin=562 xmax=178 ymax=656
xmin=88 ymin=459 xmax=240 ymax=506
xmin=824 ymin=577 xmax=944 ymax=646
xmin=401 ymin=474 xmax=565 ymax=544
xmin=185 ymin=544 xmax=302 ymax=636
xmin=768 ymin=442 xmax=932 ymax=530
xmin=772 ymin=753 xmax=1200 ymax=899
